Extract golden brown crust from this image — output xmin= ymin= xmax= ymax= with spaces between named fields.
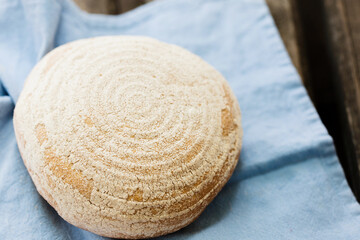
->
xmin=13 ymin=36 xmax=242 ymax=239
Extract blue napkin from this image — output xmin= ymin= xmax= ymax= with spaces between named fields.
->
xmin=1 ymin=0 xmax=360 ymax=239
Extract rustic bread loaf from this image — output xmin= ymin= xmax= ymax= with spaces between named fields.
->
xmin=13 ymin=36 xmax=242 ymax=239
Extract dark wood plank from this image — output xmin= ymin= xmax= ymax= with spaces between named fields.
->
xmin=73 ymin=0 xmax=146 ymax=14
xmin=321 ymin=0 xmax=360 ymax=199
xmin=72 ymin=0 xmax=119 ymax=14
xmin=291 ymin=0 xmax=360 ymax=200
xmin=115 ymin=0 xmax=147 ymax=13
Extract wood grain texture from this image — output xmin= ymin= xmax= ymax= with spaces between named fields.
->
xmin=321 ymin=0 xmax=360 ymax=199
xmin=117 ymin=0 xmax=147 ymax=13
xmin=73 ymin=0 xmax=146 ymax=14
xmin=289 ymin=0 xmax=360 ymax=200
xmin=72 ymin=0 xmax=117 ymax=14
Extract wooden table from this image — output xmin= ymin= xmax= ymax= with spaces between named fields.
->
xmin=268 ymin=0 xmax=360 ymax=201
xmin=74 ymin=0 xmax=360 ymax=201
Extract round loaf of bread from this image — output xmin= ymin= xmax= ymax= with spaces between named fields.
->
xmin=13 ymin=36 xmax=242 ymax=239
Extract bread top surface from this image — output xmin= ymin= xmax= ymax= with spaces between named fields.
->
xmin=14 ymin=36 xmax=242 ymax=238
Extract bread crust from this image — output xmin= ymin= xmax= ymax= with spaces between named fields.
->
xmin=13 ymin=36 xmax=242 ymax=239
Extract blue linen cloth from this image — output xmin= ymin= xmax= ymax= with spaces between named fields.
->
xmin=1 ymin=0 xmax=360 ymax=239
